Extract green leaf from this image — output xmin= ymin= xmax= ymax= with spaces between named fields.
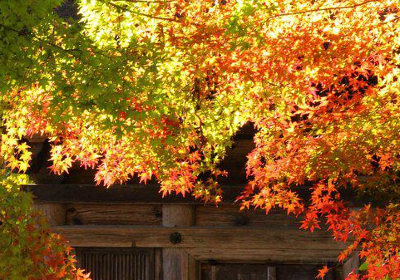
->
xmin=359 ymin=261 xmax=368 ymax=271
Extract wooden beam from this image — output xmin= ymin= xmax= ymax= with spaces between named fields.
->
xmin=53 ymin=225 xmax=347 ymax=250
xmin=162 ymin=248 xmax=198 ymax=280
xmin=195 ymin=205 xmax=301 ymax=228
xmin=162 ymin=205 xmax=195 ymax=227
xmin=268 ymin=267 xmax=277 ymax=280
xmin=66 ymin=204 xmax=163 ymax=225
xmin=53 ymin=225 xmax=347 ymax=263
xmin=34 ymin=203 xmax=66 ymax=226
xmin=155 ymin=249 xmax=163 ymax=280
xmin=185 ymin=248 xmax=343 ymax=264
xmin=334 ymin=253 xmax=360 ymax=279
xmin=162 ymin=205 xmax=197 ymax=280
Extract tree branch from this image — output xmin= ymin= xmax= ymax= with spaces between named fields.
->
xmin=267 ymin=0 xmax=378 ymax=19
xmin=108 ymin=1 xmax=179 ymax=22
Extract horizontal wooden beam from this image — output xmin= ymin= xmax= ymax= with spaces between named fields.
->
xmin=25 ymin=184 xmax=374 ymax=205
xmin=185 ymin=248 xmax=343 ymax=264
xmin=53 ymin=225 xmax=347 ymax=263
xmin=25 ymin=184 xmax=243 ymax=204
xmin=34 ymin=203 xmax=66 ymax=226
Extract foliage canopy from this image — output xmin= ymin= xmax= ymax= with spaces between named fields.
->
xmin=1 ymin=0 xmax=400 ymax=279
xmin=0 ymin=170 xmax=90 ymax=279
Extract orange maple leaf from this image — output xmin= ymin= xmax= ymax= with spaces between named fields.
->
xmin=316 ymin=265 xmax=330 ymax=279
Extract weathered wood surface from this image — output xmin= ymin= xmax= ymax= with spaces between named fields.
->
xmin=196 ymin=205 xmax=300 ymax=229
xmin=162 ymin=205 xmax=197 ymax=280
xmin=268 ymin=267 xmax=277 ymax=280
xmin=34 ymin=203 xmax=66 ymax=226
xmin=334 ymin=253 xmax=360 ymax=280
xmin=186 ymin=248 xmax=344 ymax=264
xmin=66 ymin=204 xmax=162 ymax=225
xmin=162 ymin=205 xmax=195 ymax=228
xmin=53 ymin=225 xmax=347 ymax=260
xmin=162 ymin=248 xmax=197 ymax=280
xmin=64 ymin=203 xmax=302 ymax=229
xmin=201 ymin=263 xmax=276 ymax=280
xmin=155 ymin=249 xmax=163 ymax=280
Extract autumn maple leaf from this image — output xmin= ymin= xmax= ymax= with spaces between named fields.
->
xmin=316 ymin=265 xmax=330 ymax=279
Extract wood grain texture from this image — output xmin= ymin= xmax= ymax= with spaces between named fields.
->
xmin=162 ymin=248 xmax=198 ymax=280
xmin=162 ymin=248 xmax=187 ymax=280
xmin=155 ymin=249 xmax=163 ymax=280
xmin=53 ymin=226 xmax=345 ymax=258
xmin=66 ymin=204 xmax=162 ymax=225
xmin=334 ymin=253 xmax=360 ymax=280
xmin=162 ymin=205 xmax=196 ymax=280
xmin=196 ymin=205 xmax=300 ymax=229
xmin=268 ymin=267 xmax=277 ymax=280
xmin=162 ymin=205 xmax=195 ymax=227
xmin=187 ymin=248 xmax=343 ymax=264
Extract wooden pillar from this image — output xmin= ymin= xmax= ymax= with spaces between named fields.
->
xmin=34 ymin=203 xmax=66 ymax=226
xmin=268 ymin=267 xmax=277 ymax=280
xmin=334 ymin=253 xmax=359 ymax=280
xmin=162 ymin=204 xmax=197 ymax=280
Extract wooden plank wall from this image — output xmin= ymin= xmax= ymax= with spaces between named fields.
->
xmin=27 ymin=125 xmax=360 ymax=280
xmin=51 ymin=203 xmax=349 ymax=263
xmin=65 ymin=204 xmax=302 ymax=228
xmin=34 ymin=197 xmax=357 ymax=279
xmin=66 ymin=204 xmax=163 ymax=225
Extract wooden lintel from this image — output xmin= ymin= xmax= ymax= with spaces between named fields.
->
xmin=53 ymin=225 xmax=347 ymax=262
xmin=185 ymin=247 xmax=341 ymax=264
xmin=334 ymin=252 xmax=360 ymax=279
xmin=34 ymin=203 xmax=66 ymax=226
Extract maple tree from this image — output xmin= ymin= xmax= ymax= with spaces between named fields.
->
xmin=0 ymin=170 xmax=90 ymax=279
xmin=1 ymin=0 xmax=400 ymax=279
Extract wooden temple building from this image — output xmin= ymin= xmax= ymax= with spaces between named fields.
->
xmin=25 ymin=124 xmax=360 ymax=280
xmin=20 ymin=2 xmax=364 ymax=279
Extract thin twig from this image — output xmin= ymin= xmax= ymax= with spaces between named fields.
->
xmin=108 ymin=1 xmax=179 ymax=22
xmin=267 ymin=0 xmax=378 ymax=20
